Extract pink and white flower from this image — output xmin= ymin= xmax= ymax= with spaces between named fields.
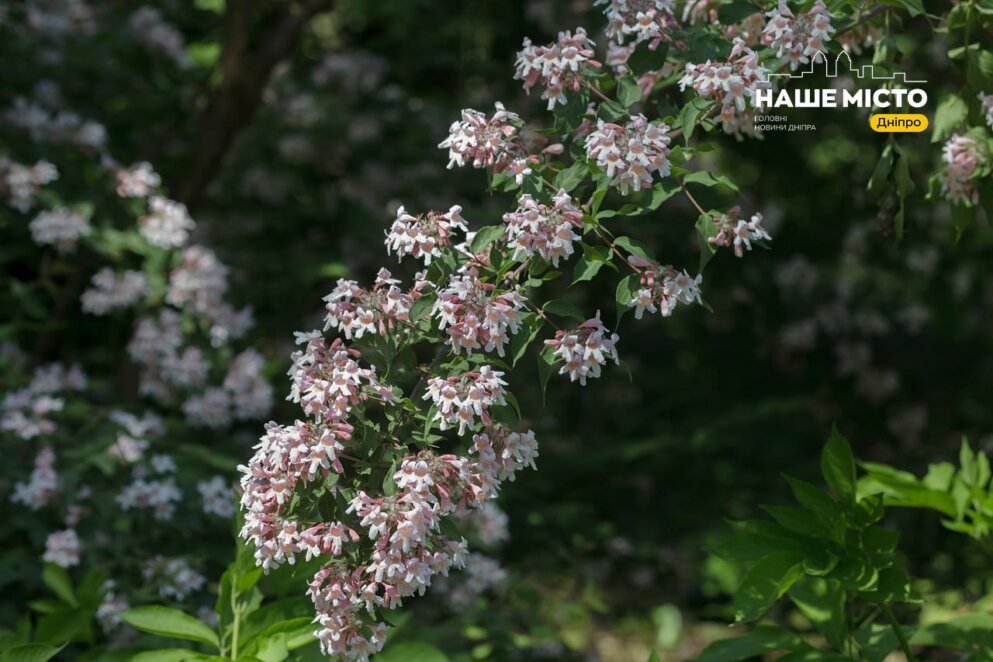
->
xmin=439 ymin=102 xmax=522 ymax=170
xmin=707 ymin=207 xmax=772 ymax=257
xmin=432 ymin=270 xmax=526 ymax=357
xmin=585 ymin=114 xmax=672 ymax=193
xmin=597 ymin=0 xmax=679 ymax=50
xmin=515 ymin=28 xmax=601 ymax=110
xmin=503 ymin=189 xmax=582 ymax=265
xmin=762 ymin=0 xmax=835 ymax=71
xmin=938 ymin=134 xmax=987 ymax=205
xmin=385 ymin=205 xmax=467 ymax=266
xmin=544 ymin=312 xmax=620 ymax=385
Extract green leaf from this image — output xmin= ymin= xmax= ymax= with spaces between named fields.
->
xmin=618 ymin=76 xmax=643 ymax=109
xmin=683 ymin=171 xmax=739 ymax=192
xmin=194 ymin=0 xmax=225 ymax=13
xmin=469 ymin=225 xmax=506 ymax=254
xmin=615 ymin=274 xmax=636 ymax=324
xmin=598 ymin=100 xmax=628 ymax=122
xmin=552 ymin=88 xmax=590 ymax=133
xmin=640 ymin=184 xmax=679 ymax=212
xmin=375 ymin=642 xmax=450 ymax=662
xmin=788 ymin=578 xmax=846 ymax=649
xmin=627 ymin=43 xmax=668 ymax=77
xmin=695 ymin=213 xmax=718 ymax=273
xmin=408 ymin=294 xmax=436 ymax=322
xmin=710 ymin=521 xmax=831 ymax=568
xmin=537 ymin=344 xmax=556 ymax=400
xmin=553 ymin=161 xmax=588 ymax=193
xmin=762 ymin=505 xmax=835 ymax=542
xmin=909 ymin=613 xmax=993 ymax=652
xmin=830 ymin=557 xmax=878 ymax=591
xmin=857 ymin=462 xmax=957 ymax=516
xmin=951 ymin=203 xmax=975 ymax=240
xmin=239 ymin=617 xmax=315 ymax=661
xmin=859 ymin=566 xmax=916 ymax=603
xmin=776 ymin=651 xmax=851 ymax=662
xmin=131 ymin=652 xmax=214 ymax=662
xmin=0 ymin=643 xmax=66 ymax=662
xmin=510 ymin=314 xmax=544 ymax=367
xmin=698 ymin=626 xmax=805 ymax=662
xmin=867 ymin=145 xmax=894 ymax=196
xmin=680 ymin=98 xmax=713 ymax=143
xmin=571 ymin=244 xmax=615 ymax=284
xmin=718 ymin=1 xmax=762 ymax=23
xmin=855 ymin=623 xmax=900 ymax=662
xmin=733 ymin=553 xmax=805 ymax=623
xmin=572 ymin=256 xmax=605 ymax=283
xmin=543 ymin=299 xmax=585 ymax=321
xmin=931 ymin=95 xmax=968 ymax=143
xmin=239 ymin=598 xmax=313 ymax=649
xmin=120 ymin=607 xmax=219 ymax=649
xmin=612 ymin=235 xmax=653 ymax=261
xmin=41 ymin=564 xmax=76 ymax=607
xmin=782 ymin=476 xmax=845 ymax=542
xmin=821 ymin=426 xmax=856 ymax=506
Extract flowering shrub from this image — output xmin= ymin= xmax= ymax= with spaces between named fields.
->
xmin=2 ymin=0 xmax=993 ymax=660
xmin=222 ymin=0 xmax=991 ymax=656
xmin=0 ymin=96 xmax=273 ymax=643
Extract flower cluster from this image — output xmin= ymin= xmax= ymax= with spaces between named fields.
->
xmin=980 ymin=92 xmax=993 ymax=129
xmin=96 ymin=585 xmax=130 ymax=634
xmin=1 ymin=363 xmax=86 ymax=439
xmin=707 ymin=206 xmax=772 ymax=256
xmin=286 ymin=335 xmax=393 ymax=424
xmin=469 ymin=425 xmax=539 ymax=499
xmin=544 ymin=313 xmax=620 ymax=385
xmin=128 ymin=7 xmax=189 ymax=68
xmin=385 ymin=205 xmax=467 ymax=266
xmin=139 ymin=195 xmax=195 ymax=248
xmin=627 ymin=258 xmax=702 ymax=319
xmin=4 ymin=97 xmax=107 ymax=150
xmin=0 ymin=156 xmax=58 ymax=211
xmin=241 ymin=324 xmax=529 ymax=659
xmin=597 ymin=0 xmax=679 ymax=50
xmin=440 ymin=102 xmax=522 ymax=171
xmin=682 ymin=0 xmax=721 ymax=26
xmin=143 ymin=556 xmax=205 ymax=601
xmin=432 ymin=270 xmax=526 ymax=357
xmin=437 ymin=552 xmax=507 ymax=610
xmin=43 ymin=529 xmax=81 ymax=568
xmin=165 ymin=244 xmax=254 ymax=346
xmin=81 ymin=267 xmax=148 ymax=315
xmin=514 ymin=28 xmax=601 ymax=110
xmin=115 ymin=161 xmax=160 ymax=198
xmin=128 ymin=309 xmax=267 ymax=425
xmin=116 ymin=475 xmax=182 ymax=520
xmin=762 ymin=0 xmax=835 ymax=70
xmin=223 ymin=349 xmax=275 ymax=421
xmin=679 ymin=38 xmax=769 ymax=136
xmin=585 ymin=114 xmax=672 ymax=194
xmin=198 ymin=476 xmax=236 ymax=517
xmin=29 ymin=207 xmax=91 ymax=252
xmin=11 ymin=447 xmax=59 ymax=510
xmin=938 ymin=134 xmax=987 ymax=205
xmin=423 ymin=368 xmax=508 ymax=434
xmin=324 ymin=268 xmax=417 ymax=339
xmin=107 ymin=409 xmax=164 ymax=463
xmin=455 ymin=501 xmax=511 ymax=546
xmin=502 ymin=190 xmax=582 ymax=266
